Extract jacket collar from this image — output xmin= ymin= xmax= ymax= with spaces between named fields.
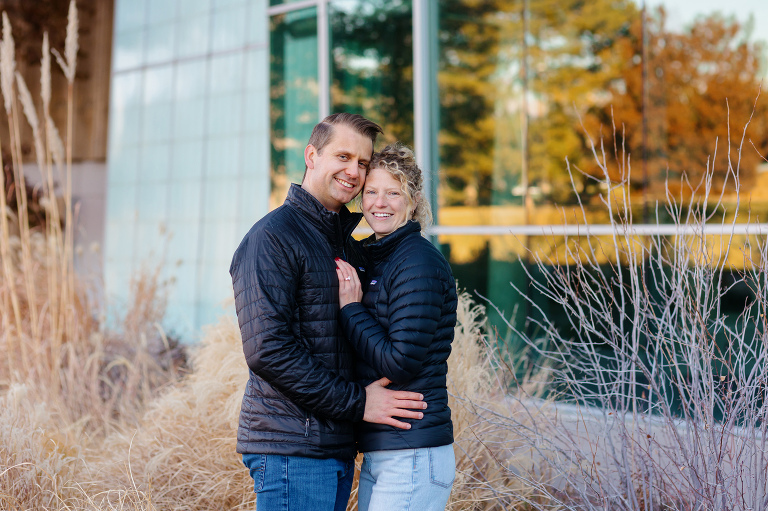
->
xmin=285 ymin=183 xmax=363 ymax=246
xmin=364 ymin=220 xmax=422 ymax=262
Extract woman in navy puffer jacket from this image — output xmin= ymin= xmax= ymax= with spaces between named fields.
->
xmin=336 ymin=143 xmax=458 ymax=511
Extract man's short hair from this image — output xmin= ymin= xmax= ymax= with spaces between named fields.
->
xmin=303 ymin=113 xmax=383 ymax=176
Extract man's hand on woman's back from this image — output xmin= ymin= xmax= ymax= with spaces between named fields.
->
xmin=363 ymin=377 xmax=427 ymax=429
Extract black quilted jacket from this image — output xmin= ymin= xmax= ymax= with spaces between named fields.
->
xmin=229 ymin=184 xmax=366 ymax=460
xmin=339 ymin=221 xmax=457 ymax=452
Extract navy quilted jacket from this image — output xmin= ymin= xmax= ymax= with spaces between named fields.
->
xmin=339 ymin=221 xmax=457 ymax=452
xmin=229 ymin=184 xmax=366 ymax=460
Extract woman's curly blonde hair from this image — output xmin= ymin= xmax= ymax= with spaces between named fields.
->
xmin=367 ymin=142 xmax=433 ymax=230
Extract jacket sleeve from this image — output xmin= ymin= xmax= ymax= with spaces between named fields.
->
xmin=230 ymin=228 xmax=365 ymax=422
xmin=339 ymin=254 xmax=443 ymax=384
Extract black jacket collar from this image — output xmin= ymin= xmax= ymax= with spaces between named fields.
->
xmin=285 ymin=183 xmax=363 ymax=246
xmin=365 ymin=220 xmax=422 ymax=262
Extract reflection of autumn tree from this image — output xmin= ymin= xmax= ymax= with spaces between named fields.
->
xmin=525 ymin=0 xmax=640 ymax=204
xmin=438 ymin=1 xmax=768 ymax=208
xmin=330 ymin=1 xmax=413 ymax=146
xmin=584 ymin=9 xmax=768 ymax=202
xmin=438 ymin=0 xmax=514 ymax=207
xmin=438 ymin=0 xmax=640 ymax=207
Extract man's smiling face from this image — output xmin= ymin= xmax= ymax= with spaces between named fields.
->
xmin=302 ymin=124 xmax=373 ymax=212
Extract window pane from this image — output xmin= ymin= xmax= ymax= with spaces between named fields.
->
xmin=211 ymin=4 xmax=248 ymax=52
xmin=247 ymin=2 xmax=270 ymax=46
xmin=144 ymin=66 xmax=174 ymax=105
xmin=329 ymin=0 xmax=414 ymax=146
xmin=173 ymin=98 xmax=206 ymax=141
xmin=176 ymin=60 xmax=209 ymax=100
xmin=205 ymin=137 xmax=242 ymax=180
xmin=115 ymin=0 xmax=147 ymax=34
xmin=145 ymin=22 xmax=176 ymax=65
xmin=113 ymin=30 xmax=145 ymax=71
xmin=436 ymin=1 xmax=768 ymax=227
xmin=208 ymin=93 xmax=244 ymax=137
xmin=175 ymin=14 xmax=210 ymax=59
xmin=171 ymin=140 xmax=205 ymax=180
xmin=147 ymin=0 xmax=178 ymax=25
xmin=436 ymin=1 xmax=523 ymax=212
xmin=183 ymin=0 xmax=211 ymax=17
xmin=270 ymin=7 xmax=319 ymax=208
xmin=142 ymin=102 xmax=173 ymax=142
xmin=639 ymin=1 xmax=768 ymax=224
xmin=168 ymin=180 xmax=203 ymax=222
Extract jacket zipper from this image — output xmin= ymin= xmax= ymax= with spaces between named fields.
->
xmin=305 ymin=417 xmax=310 ymax=437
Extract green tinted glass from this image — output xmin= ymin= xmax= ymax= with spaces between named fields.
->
xmin=270 ymin=7 xmax=319 ymax=208
xmin=330 ymin=0 xmax=414 ymax=146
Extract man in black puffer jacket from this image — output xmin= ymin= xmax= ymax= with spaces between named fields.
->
xmin=230 ymin=113 xmax=427 ymax=511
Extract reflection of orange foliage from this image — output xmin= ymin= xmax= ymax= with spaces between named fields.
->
xmin=436 ymin=1 xmax=768 ymax=210
xmin=584 ymin=8 xmax=768 ymax=201
xmin=743 ymin=167 xmax=768 ymax=203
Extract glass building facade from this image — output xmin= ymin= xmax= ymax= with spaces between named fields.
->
xmin=107 ymin=0 xmax=768 ymax=340
xmin=107 ymin=0 xmax=270 ymax=334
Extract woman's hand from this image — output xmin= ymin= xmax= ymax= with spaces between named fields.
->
xmin=336 ymin=258 xmax=362 ymax=308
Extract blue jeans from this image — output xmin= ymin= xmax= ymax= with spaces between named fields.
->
xmin=242 ymin=453 xmax=355 ymax=511
xmin=358 ymin=444 xmax=455 ymax=511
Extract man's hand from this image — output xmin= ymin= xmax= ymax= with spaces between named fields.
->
xmin=363 ymin=377 xmax=427 ymax=429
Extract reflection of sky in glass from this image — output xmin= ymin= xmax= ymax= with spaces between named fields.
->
xmin=331 ymin=0 xmax=377 ymax=16
xmin=332 ymin=47 xmax=380 ymax=74
xmin=643 ymin=0 xmax=768 ymax=77
xmin=331 ymin=0 xmax=408 ymax=16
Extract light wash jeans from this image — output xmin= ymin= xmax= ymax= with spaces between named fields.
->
xmin=242 ymin=453 xmax=354 ymax=511
xmin=358 ymin=444 xmax=455 ymax=511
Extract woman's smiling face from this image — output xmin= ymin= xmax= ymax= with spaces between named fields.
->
xmin=362 ymin=167 xmax=412 ymax=239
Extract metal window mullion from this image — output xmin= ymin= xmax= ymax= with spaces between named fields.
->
xmin=413 ymin=0 xmax=437 ymax=232
xmin=266 ymin=1 xmax=328 ymax=119
xmin=417 ymin=223 xmax=768 ymax=236
xmin=413 ymin=0 xmax=428 ymax=189
xmin=318 ymin=0 xmax=330 ymax=118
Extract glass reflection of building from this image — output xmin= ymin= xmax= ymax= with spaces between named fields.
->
xmin=107 ymin=0 xmax=768 ymax=340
